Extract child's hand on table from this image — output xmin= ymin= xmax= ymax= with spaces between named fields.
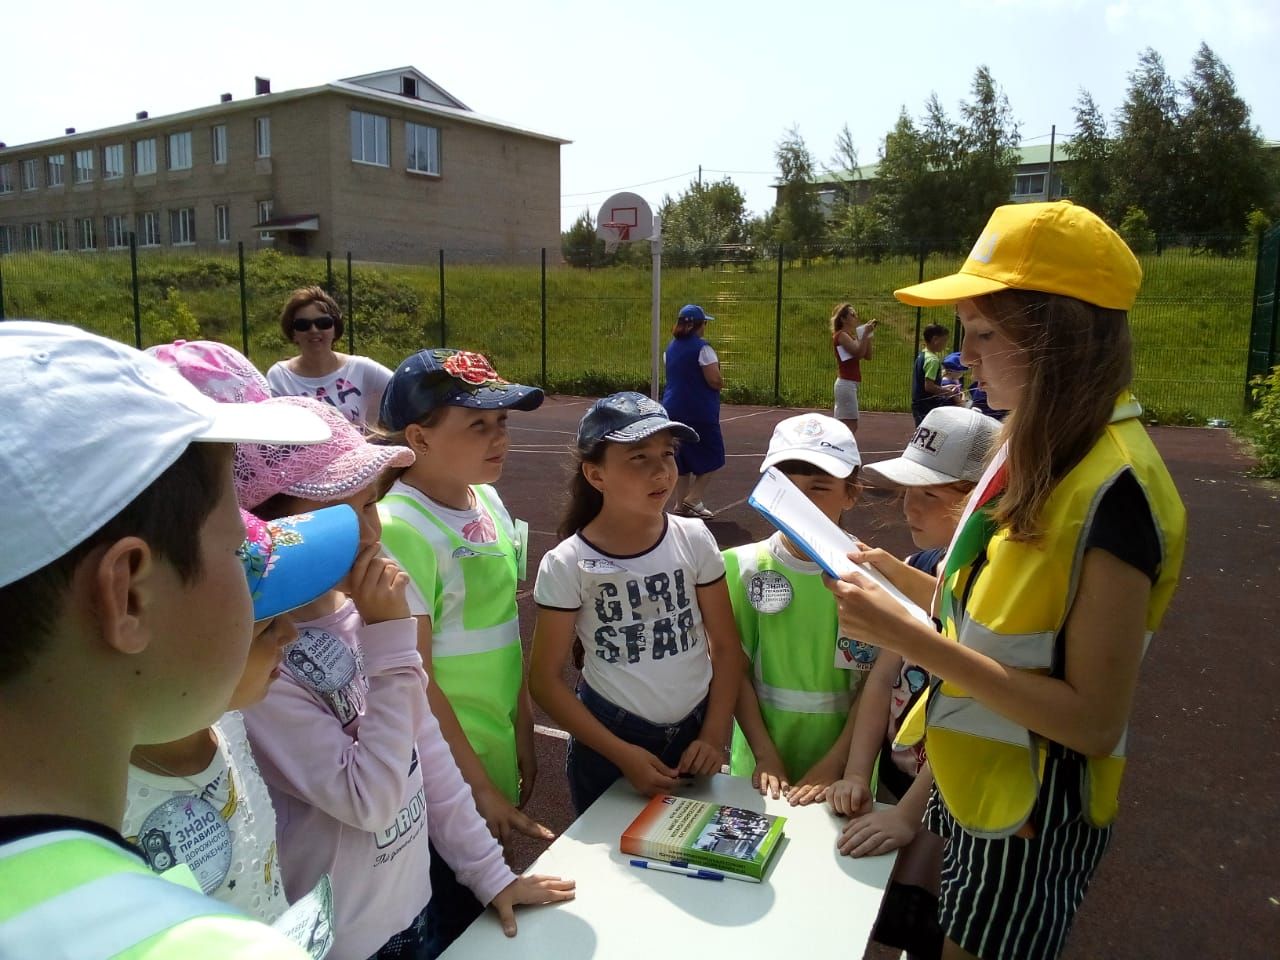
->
xmin=490 ymin=874 xmax=577 ymax=936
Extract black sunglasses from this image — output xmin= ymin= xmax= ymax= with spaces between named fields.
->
xmin=292 ymin=315 xmax=335 ymax=332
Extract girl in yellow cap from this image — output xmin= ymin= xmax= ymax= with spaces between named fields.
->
xmin=824 ymin=201 xmax=1187 ymax=960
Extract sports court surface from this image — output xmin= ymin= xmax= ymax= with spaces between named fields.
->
xmin=495 ymin=397 xmax=1277 ymax=959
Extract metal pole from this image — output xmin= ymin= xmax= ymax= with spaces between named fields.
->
xmin=773 ymin=243 xmax=784 ymax=403
xmin=326 ymin=251 xmax=333 ymax=294
xmin=438 ymin=249 xmax=447 ymax=346
xmin=650 ymin=215 xmax=663 ymax=400
xmin=347 ymin=252 xmax=354 ymax=355
xmin=914 ymin=240 xmax=925 ymax=397
xmin=238 ymin=241 xmax=248 ymax=357
xmin=0 ymin=257 xmax=5 ymax=321
xmin=1046 ymin=125 xmax=1056 ymax=201
xmin=130 ymin=232 xmax=141 ymax=348
xmin=540 ymin=247 xmax=548 ymax=388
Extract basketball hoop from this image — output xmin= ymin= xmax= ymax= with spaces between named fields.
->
xmin=600 ymin=221 xmax=630 ymax=254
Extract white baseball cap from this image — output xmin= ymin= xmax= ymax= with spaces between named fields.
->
xmin=760 ymin=414 xmax=861 ymax=478
xmin=863 ymin=407 xmax=1001 ymax=487
xmin=0 ymin=321 xmax=331 ymax=588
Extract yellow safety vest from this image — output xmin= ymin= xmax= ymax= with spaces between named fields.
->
xmin=898 ymin=399 xmax=1186 ymax=837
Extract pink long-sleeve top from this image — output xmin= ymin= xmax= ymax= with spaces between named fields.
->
xmin=243 ymin=600 xmax=515 ymax=960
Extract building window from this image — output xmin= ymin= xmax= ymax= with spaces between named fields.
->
xmin=49 ymin=220 xmax=68 ymax=252
xmin=21 ymin=159 xmax=39 ymax=191
xmin=1012 ymin=173 xmax=1046 ymax=197
xmin=406 ymin=122 xmax=440 ymax=175
xmin=212 ymin=125 xmax=227 ymax=165
xmin=105 ymin=214 xmax=130 ymax=249
xmin=134 ymin=138 xmax=157 ymax=176
xmin=74 ymin=149 xmax=95 ymax=183
xmin=0 ymin=164 xmax=13 ymax=194
xmin=103 ymin=144 xmax=125 ymax=180
xmin=255 ymin=117 xmax=271 ymax=158
xmin=138 ymin=211 xmax=161 ymax=247
xmin=0 ymin=225 xmax=17 ymax=254
xmin=76 ymin=217 xmax=96 ymax=251
xmin=169 ymin=207 xmax=196 ymax=245
xmin=24 ymin=223 xmax=43 ymax=251
xmin=257 ymin=200 xmax=274 ymax=241
xmin=168 ymin=132 xmax=193 ymax=171
xmin=215 ymin=203 xmax=230 ymax=242
xmin=351 ymin=111 xmax=389 ymax=166
xmin=47 ymin=155 xmax=65 ymax=188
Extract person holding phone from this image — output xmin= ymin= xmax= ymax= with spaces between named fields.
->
xmin=266 ymin=285 xmax=393 ymax=432
xmin=831 ymin=303 xmax=876 ymax=436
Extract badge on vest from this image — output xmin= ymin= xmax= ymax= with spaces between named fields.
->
xmin=746 ymin=569 xmax=793 ymax=614
xmin=835 ymin=634 xmax=878 ymax=671
xmin=137 ymin=794 xmax=234 ymax=894
xmin=452 ymin=545 xmax=505 ymax=560
xmin=284 ymin=628 xmax=358 ymax=695
xmin=272 ymin=873 xmax=336 ymax=959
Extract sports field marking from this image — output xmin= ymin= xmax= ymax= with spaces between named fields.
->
xmin=720 ymin=409 xmax=776 ymax=424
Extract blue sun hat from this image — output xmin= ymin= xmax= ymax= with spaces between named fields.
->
xmin=576 ymin=391 xmax=699 ymax=453
xmin=239 ymin=505 xmax=360 ymax=620
xmin=943 ymin=351 xmax=968 ymax=372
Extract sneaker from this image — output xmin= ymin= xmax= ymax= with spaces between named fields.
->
xmin=682 ymin=500 xmax=716 ymax=519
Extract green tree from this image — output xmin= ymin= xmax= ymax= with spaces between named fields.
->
xmin=658 ymin=178 xmax=748 ymax=268
xmin=1179 ymin=42 xmax=1270 ymax=250
xmin=956 ymin=66 xmax=1021 ymax=237
xmin=773 ymin=126 xmax=826 ymax=255
xmin=870 ymin=108 xmax=935 ymax=248
xmin=561 ymin=210 xmax=611 ymax=268
xmin=1111 ymin=48 xmax=1182 ymax=236
xmin=1062 ymin=89 xmax=1112 ymax=217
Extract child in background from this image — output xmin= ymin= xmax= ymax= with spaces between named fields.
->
xmin=528 ymin=393 xmax=743 ymax=814
xmin=727 ymin=414 xmax=871 ymax=804
xmin=375 ymin=348 xmax=557 ymax=956
xmin=911 ymin=324 xmax=961 ymax=425
xmin=940 ymin=352 xmax=970 ymax=407
xmin=0 ymin=321 xmax=326 ymax=958
xmin=240 ymin=403 xmax=573 ymax=960
xmin=828 ymin=406 xmax=1000 ymax=960
xmin=123 ymin=505 xmax=359 ymax=924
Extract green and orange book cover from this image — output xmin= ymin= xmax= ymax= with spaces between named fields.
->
xmin=620 ymin=795 xmax=786 ymax=883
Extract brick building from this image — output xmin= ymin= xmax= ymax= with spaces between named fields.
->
xmin=0 ymin=67 xmax=567 ymax=263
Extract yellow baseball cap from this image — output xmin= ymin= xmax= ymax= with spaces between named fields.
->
xmin=894 ymin=201 xmax=1143 ymax=311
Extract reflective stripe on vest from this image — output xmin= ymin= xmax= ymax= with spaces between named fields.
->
xmin=919 ymin=399 xmax=1186 ymax=837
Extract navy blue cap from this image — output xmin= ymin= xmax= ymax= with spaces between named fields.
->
xmin=943 ymin=351 xmax=968 ymax=371
xmin=577 ymin=392 xmax=699 ymax=452
xmin=380 ymin=348 xmax=544 ymax=431
xmin=677 ymin=304 xmax=714 ymax=323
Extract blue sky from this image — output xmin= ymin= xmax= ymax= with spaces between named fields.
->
xmin=4 ymin=0 xmax=1276 ymax=230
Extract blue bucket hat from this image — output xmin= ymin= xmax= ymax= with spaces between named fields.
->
xmin=240 ymin=505 xmax=360 ymax=620
xmin=677 ymin=304 xmax=714 ymax=323
xmin=380 ymin=348 xmax=544 ymax=431
xmin=577 ymin=392 xmax=699 ymax=453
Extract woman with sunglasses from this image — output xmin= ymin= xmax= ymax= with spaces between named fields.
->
xmin=266 ymin=286 xmax=394 ymax=431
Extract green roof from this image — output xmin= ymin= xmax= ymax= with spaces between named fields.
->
xmin=807 ymin=143 xmax=1064 ymax=186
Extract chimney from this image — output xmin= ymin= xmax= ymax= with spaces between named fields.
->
xmin=254 ymin=77 xmax=271 ymax=96
xmin=136 ymin=111 xmax=148 ymax=120
xmin=220 ymin=92 xmax=233 ymax=103
xmin=65 ymin=127 xmax=75 ymax=135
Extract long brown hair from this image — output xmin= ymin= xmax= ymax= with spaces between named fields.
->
xmin=830 ymin=302 xmax=858 ymax=333
xmin=557 ymin=444 xmax=608 ymax=540
xmin=977 ymin=289 xmax=1132 ymax=542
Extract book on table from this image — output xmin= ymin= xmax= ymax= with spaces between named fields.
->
xmin=620 ymin=794 xmax=786 ymax=883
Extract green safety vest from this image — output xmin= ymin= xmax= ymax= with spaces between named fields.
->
xmin=724 ymin=539 xmax=873 ymax=782
xmin=379 ymin=485 xmax=524 ymax=804
xmin=0 ymin=829 xmax=309 ymax=958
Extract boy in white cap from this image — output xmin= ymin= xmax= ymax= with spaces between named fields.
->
xmin=726 ymin=414 xmax=873 ymax=804
xmin=0 ymin=321 xmax=329 ymax=958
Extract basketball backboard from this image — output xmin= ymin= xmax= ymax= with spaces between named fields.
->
xmin=597 ymin=192 xmax=654 ymax=249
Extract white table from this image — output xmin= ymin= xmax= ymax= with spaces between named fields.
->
xmin=441 ymin=773 xmax=897 ymax=958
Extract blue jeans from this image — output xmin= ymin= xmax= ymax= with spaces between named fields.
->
xmin=567 ymin=680 xmax=708 ymax=815
xmin=421 ymin=840 xmax=485 ymax=960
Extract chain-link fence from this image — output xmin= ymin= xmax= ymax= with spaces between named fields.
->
xmin=0 ymin=237 xmax=1254 ymax=422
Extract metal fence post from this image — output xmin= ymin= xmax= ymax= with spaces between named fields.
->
xmin=537 ymin=248 xmax=547 ymax=391
xmin=438 ymin=249 xmax=446 ymax=346
xmin=326 ymin=251 xmax=334 ymax=295
xmin=130 ymin=233 xmax=141 ymax=348
xmin=238 ymin=241 xmax=248 ymax=357
xmin=0 ymin=257 xmax=5 ymax=321
xmin=347 ymin=252 xmax=354 ymax=355
xmin=913 ymin=240 xmax=925 ymax=394
xmin=773 ymin=243 xmax=784 ymax=404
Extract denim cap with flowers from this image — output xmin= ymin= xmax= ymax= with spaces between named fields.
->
xmin=576 ymin=391 xmax=699 ymax=454
xmin=380 ymin=348 xmax=544 ymax=431
xmin=239 ymin=504 xmax=360 ymax=620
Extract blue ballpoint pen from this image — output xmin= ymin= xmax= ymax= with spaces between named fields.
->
xmin=628 ymin=858 xmax=725 ymax=881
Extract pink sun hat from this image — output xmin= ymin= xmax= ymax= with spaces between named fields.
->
xmin=235 ymin=396 xmax=415 ymax=509
xmin=145 ymin=339 xmax=272 ymax=403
